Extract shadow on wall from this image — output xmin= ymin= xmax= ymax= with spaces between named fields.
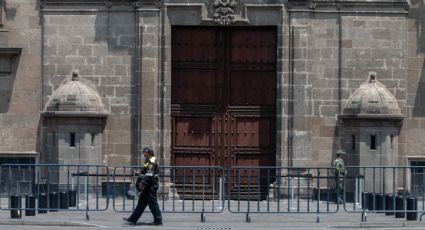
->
xmin=409 ymin=0 xmax=425 ymax=117
xmin=4 ymin=0 xmax=16 ymax=20
xmin=94 ymin=11 xmax=108 ymax=44
xmin=409 ymin=0 xmax=425 ymax=54
xmin=0 ymin=54 xmax=20 ymax=113
xmin=5 ymin=0 xmax=41 ymax=20
xmin=93 ymin=9 xmax=138 ymax=163
xmin=332 ymin=125 xmax=341 ymax=167
xmin=94 ymin=11 xmax=135 ymax=53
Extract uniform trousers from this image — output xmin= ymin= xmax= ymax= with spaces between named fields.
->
xmin=127 ymin=184 xmax=162 ymax=223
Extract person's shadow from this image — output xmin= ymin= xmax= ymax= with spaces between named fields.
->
xmin=123 ymin=222 xmax=162 ymax=226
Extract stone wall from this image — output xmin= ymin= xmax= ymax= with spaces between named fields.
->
xmin=43 ymin=117 xmax=105 ymax=165
xmin=288 ymin=1 xmax=408 ymax=168
xmin=341 ymin=14 xmax=407 ymax=166
xmin=0 ymin=0 xmax=41 ymax=155
xmin=2 ymin=0 xmax=424 ymax=171
xmin=42 ymin=3 xmax=136 ymax=165
xmin=289 ymin=11 xmax=341 ymax=167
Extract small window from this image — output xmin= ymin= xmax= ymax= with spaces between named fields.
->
xmin=370 ymin=135 xmax=376 ymax=150
xmin=390 ymin=135 xmax=394 ymax=150
xmin=351 ymin=135 xmax=356 ymax=150
xmin=91 ymin=133 xmax=95 ymax=147
xmin=70 ymin=133 xmax=76 ymax=147
xmin=52 ymin=132 xmax=56 ymax=147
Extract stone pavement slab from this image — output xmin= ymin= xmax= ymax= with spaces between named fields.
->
xmin=0 ymin=199 xmax=424 ymax=229
xmin=0 ymin=209 xmax=424 ymax=229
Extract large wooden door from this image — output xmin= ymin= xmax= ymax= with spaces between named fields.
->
xmin=171 ymin=27 xmax=276 ymax=194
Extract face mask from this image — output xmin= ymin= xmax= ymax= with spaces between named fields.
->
xmin=140 ymin=154 xmax=146 ymax=162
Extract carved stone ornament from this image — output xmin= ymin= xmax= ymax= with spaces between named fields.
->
xmin=133 ymin=1 xmax=143 ymax=8
xmin=307 ymin=0 xmax=317 ymax=9
xmin=307 ymin=0 xmax=340 ymax=9
xmin=213 ymin=0 xmax=237 ymax=25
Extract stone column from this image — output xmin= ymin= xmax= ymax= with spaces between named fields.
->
xmin=289 ymin=26 xmax=312 ymax=168
xmin=138 ymin=0 xmax=171 ymax=198
xmin=138 ymin=0 xmax=166 ymax=164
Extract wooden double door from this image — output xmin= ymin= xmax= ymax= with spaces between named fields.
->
xmin=171 ymin=26 xmax=277 ymax=191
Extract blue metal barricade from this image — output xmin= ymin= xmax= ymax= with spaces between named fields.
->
xmin=112 ymin=166 xmax=225 ymax=222
xmin=343 ymin=166 xmax=425 ymax=222
xmin=4 ymin=164 xmax=425 ymax=223
xmin=227 ymin=167 xmax=339 ymax=222
xmin=0 ymin=164 xmax=110 ymax=220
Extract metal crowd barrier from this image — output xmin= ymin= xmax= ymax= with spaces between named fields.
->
xmin=112 ymin=166 xmax=225 ymax=222
xmin=0 ymin=164 xmax=109 ymax=220
xmin=227 ymin=167 xmax=339 ymax=222
xmin=343 ymin=166 xmax=425 ymax=222
xmin=4 ymin=163 xmax=425 ymax=223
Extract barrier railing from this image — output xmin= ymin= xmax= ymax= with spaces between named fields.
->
xmin=343 ymin=166 xmax=425 ymax=222
xmin=3 ymin=163 xmax=425 ymax=223
xmin=0 ymin=164 xmax=109 ymax=220
xmin=227 ymin=166 xmax=339 ymax=222
xmin=112 ymin=166 xmax=225 ymax=222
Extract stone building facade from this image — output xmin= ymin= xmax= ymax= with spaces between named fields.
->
xmin=0 ymin=0 xmax=424 ymax=191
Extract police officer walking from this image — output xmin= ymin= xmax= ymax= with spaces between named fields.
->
xmin=333 ymin=149 xmax=346 ymax=204
xmin=123 ymin=146 xmax=162 ymax=225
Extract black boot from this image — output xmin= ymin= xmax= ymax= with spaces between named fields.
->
xmin=123 ymin=217 xmax=137 ymax=225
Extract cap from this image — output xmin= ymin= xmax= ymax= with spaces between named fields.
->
xmin=141 ymin=146 xmax=154 ymax=155
xmin=336 ymin=149 xmax=345 ymax=156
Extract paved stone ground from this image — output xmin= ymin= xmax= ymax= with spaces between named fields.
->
xmin=0 ymin=199 xmax=424 ymax=229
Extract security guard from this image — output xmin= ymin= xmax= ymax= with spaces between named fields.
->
xmin=123 ymin=146 xmax=162 ymax=225
xmin=333 ymin=149 xmax=346 ymax=204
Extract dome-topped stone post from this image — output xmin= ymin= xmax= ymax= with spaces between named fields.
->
xmin=41 ymin=71 xmax=108 ymax=190
xmin=339 ymin=73 xmax=404 ymax=194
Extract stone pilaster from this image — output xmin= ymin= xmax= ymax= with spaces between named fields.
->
xmin=137 ymin=0 xmax=170 ymax=167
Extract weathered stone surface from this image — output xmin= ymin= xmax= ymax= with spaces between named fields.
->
xmin=0 ymin=1 xmax=41 ymax=155
xmin=1 ymin=0 xmax=424 ymax=172
xmin=114 ymin=144 xmax=132 ymax=156
xmin=40 ymin=9 xmax=136 ymax=164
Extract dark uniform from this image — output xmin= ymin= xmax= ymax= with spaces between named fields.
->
xmin=125 ymin=148 xmax=162 ymax=225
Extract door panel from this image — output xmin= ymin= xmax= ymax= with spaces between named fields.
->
xmin=230 ymin=71 xmax=276 ymax=105
xmin=172 ymin=69 xmax=218 ymax=104
xmin=171 ymin=26 xmax=276 ymax=198
xmin=172 ymin=27 xmax=218 ymax=62
xmin=230 ymin=29 xmax=277 ymax=64
xmin=173 ymin=151 xmax=212 ymax=184
xmin=174 ymin=116 xmax=213 ymax=147
xmin=234 ymin=116 xmax=273 ymax=148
